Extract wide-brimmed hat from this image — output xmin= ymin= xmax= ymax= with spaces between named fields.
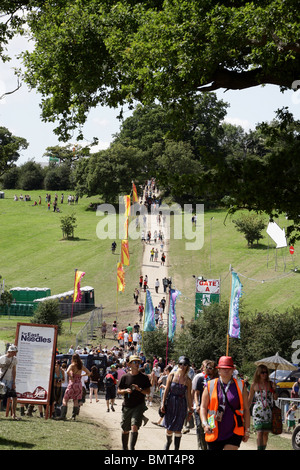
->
xmin=217 ymin=356 xmax=235 ymax=369
xmin=129 ymin=355 xmax=142 ymax=363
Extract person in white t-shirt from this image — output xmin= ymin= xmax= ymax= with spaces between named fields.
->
xmin=0 ymin=345 xmax=19 ymax=419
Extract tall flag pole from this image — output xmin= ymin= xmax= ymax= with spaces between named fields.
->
xmin=226 ymin=269 xmax=243 ymax=355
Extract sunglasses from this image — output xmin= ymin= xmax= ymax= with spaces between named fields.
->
xmin=131 ymin=361 xmax=140 ymax=364
xmin=179 ymin=362 xmax=189 ymax=366
xmin=261 ymin=371 xmax=268 ymax=374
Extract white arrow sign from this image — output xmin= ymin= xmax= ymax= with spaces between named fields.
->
xmin=266 ymin=222 xmax=287 ymax=248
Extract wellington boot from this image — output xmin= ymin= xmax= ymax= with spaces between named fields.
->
xmin=57 ymin=405 xmax=68 ymax=420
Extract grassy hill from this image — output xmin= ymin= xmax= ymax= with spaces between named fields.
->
xmin=0 ymin=190 xmax=298 ymax=349
xmin=169 ymin=208 xmax=299 ymax=321
xmin=0 ymin=190 xmax=143 ymax=349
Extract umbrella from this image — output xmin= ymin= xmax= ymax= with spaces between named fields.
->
xmin=255 ymin=352 xmax=298 ymax=381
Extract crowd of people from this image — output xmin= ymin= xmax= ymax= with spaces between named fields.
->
xmin=0 ymin=337 xmax=298 ymax=451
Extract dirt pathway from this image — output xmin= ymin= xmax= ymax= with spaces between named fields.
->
xmin=81 ymin=395 xmax=257 ymax=451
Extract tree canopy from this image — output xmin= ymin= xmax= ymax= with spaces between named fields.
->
xmin=9 ymin=0 xmax=299 ymax=140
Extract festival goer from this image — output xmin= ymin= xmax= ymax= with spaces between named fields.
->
xmin=58 ymin=354 xmax=91 ymax=420
xmin=161 ymin=356 xmax=193 ymax=450
xmin=248 ymin=364 xmax=277 ymax=450
xmin=0 ymin=345 xmax=19 ymax=420
xmin=193 ymin=360 xmax=218 ymax=450
xmin=117 ymin=355 xmax=151 ymax=450
xmin=89 ymin=365 xmax=100 ymax=403
xmin=200 ymin=356 xmax=250 ymax=450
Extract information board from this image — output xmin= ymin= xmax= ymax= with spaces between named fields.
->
xmin=14 ymin=323 xmax=58 ymax=407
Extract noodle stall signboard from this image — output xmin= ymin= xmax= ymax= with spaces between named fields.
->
xmin=14 ymin=323 xmax=57 ymax=416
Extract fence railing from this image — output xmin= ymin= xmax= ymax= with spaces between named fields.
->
xmin=75 ymin=305 xmax=103 ymax=348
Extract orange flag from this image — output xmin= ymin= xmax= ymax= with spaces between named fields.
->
xmin=121 ymin=239 xmax=130 ymax=266
xmin=124 ymin=217 xmax=129 ymax=239
xmin=124 ymin=195 xmax=131 ymax=217
xmin=117 ymin=262 xmax=125 ymax=292
xmin=132 ymin=182 xmax=138 ymax=203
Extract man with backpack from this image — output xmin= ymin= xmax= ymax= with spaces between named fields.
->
xmin=104 ymin=367 xmax=117 ymax=412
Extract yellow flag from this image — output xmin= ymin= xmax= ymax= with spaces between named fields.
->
xmin=124 ymin=195 xmax=130 ymax=217
xmin=121 ymin=239 xmax=130 ymax=266
xmin=117 ymin=263 xmax=125 ymax=292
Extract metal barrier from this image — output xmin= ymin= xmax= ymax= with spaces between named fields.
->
xmin=278 ymin=397 xmax=300 ymax=428
xmin=75 ymin=305 xmax=103 ymax=348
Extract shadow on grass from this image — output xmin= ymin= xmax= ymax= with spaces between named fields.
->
xmin=0 ymin=435 xmax=35 ymax=449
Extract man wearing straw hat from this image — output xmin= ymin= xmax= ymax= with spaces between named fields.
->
xmin=118 ymin=355 xmax=151 ymax=450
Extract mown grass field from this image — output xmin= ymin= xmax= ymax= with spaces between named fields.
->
xmin=0 ymin=189 xmax=143 ymax=350
xmin=168 ymin=208 xmax=299 ymax=320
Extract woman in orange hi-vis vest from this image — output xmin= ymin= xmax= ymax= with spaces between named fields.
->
xmin=200 ymin=356 xmax=250 ymax=450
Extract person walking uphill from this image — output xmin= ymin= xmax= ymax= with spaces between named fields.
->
xmin=58 ymin=353 xmax=91 ymax=420
xmin=117 ymin=355 xmax=151 ymax=450
xmin=161 ymin=356 xmax=193 ymax=451
xmin=200 ymin=356 xmax=250 ymax=450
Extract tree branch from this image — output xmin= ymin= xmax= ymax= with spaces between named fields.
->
xmin=0 ymin=77 xmax=22 ymax=100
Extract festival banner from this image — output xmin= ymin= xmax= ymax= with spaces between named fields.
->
xmin=124 ymin=195 xmax=131 ymax=217
xmin=168 ymin=289 xmax=180 ymax=341
xmin=124 ymin=216 xmax=129 ymax=239
xmin=117 ymin=262 xmax=125 ymax=292
xmin=143 ymin=289 xmax=156 ymax=331
xmin=132 ymin=182 xmax=138 ymax=203
xmin=121 ymin=239 xmax=130 ymax=266
xmin=228 ymin=271 xmax=243 ymax=339
xmin=73 ymin=270 xmax=85 ymax=303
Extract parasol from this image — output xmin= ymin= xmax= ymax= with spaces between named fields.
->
xmin=255 ymin=352 xmax=298 ymax=381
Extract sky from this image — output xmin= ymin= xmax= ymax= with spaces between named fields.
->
xmin=1 ymin=34 xmax=300 ymax=166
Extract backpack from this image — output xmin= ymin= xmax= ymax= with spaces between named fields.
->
xmin=104 ymin=373 xmax=116 ymax=388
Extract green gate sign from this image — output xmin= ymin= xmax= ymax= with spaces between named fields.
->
xmin=195 ymin=278 xmax=220 ymax=319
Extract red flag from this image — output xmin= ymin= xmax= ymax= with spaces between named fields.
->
xmin=132 ymin=183 xmax=138 ymax=203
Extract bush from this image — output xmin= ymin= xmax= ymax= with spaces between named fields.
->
xmin=233 ymin=212 xmax=266 ymax=246
xmin=60 ymin=213 xmax=77 ymax=239
xmin=32 ymin=299 xmax=62 ymax=334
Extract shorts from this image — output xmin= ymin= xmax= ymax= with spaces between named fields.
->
xmin=121 ymin=403 xmax=147 ymax=431
xmin=105 ymin=387 xmax=116 ymax=401
xmin=89 ymin=382 xmax=98 ymax=389
xmin=207 ymin=434 xmax=243 ymax=451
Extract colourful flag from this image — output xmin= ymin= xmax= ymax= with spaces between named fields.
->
xmin=228 ymin=271 xmax=243 ymax=339
xmin=143 ymin=289 xmax=156 ymax=331
xmin=132 ymin=182 xmax=138 ymax=203
xmin=168 ymin=289 xmax=180 ymax=341
xmin=73 ymin=270 xmax=85 ymax=303
xmin=117 ymin=262 xmax=125 ymax=292
xmin=121 ymin=239 xmax=130 ymax=266
xmin=124 ymin=217 xmax=129 ymax=239
xmin=124 ymin=195 xmax=131 ymax=217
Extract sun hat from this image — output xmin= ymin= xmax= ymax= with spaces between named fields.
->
xmin=129 ymin=355 xmax=142 ymax=363
xmin=217 ymin=356 xmax=235 ymax=369
xmin=8 ymin=344 xmax=18 ymax=352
